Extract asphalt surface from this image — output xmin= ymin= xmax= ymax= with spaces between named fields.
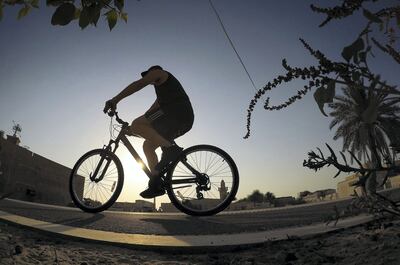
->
xmin=0 ymin=198 xmax=359 ymax=236
xmin=4 ymin=186 xmax=400 ymax=236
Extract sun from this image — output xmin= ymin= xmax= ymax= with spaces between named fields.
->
xmin=115 ymin=144 xmax=150 ymax=202
xmin=111 ymin=142 xmax=170 ymax=207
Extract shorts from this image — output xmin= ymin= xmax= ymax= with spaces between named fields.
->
xmin=145 ymin=107 xmax=194 ymax=141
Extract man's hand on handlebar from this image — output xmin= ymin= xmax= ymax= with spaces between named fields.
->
xmin=103 ymin=99 xmax=117 ymax=116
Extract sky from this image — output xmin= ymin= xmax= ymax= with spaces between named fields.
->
xmin=1 ymin=0 xmax=399 ymax=206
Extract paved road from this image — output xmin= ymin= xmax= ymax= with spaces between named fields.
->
xmin=0 ymin=198 xmax=361 ymax=235
xmin=2 ymin=189 xmax=399 ymax=238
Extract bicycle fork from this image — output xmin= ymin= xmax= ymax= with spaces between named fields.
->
xmin=90 ymin=142 xmax=116 ymax=183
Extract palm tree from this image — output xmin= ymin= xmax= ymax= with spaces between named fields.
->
xmin=247 ymin=190 xmax=264 ymax=206
xmin=264 ymin=191 xmax=276 ymax=205
xmin=329 ymin=85 xmax=400 ymax=194
xmin=329 ymin=85 xmax=400 ymax=165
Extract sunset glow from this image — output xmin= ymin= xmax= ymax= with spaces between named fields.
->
xmin=1 ymin=0 xmax=399 ymax=206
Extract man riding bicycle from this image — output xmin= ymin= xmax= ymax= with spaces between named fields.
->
xmin=103 ymin=65 xmax=194 ymax=199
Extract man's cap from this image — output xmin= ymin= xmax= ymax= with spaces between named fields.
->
xmin=141 ymin=65 xmax=163 ymax=77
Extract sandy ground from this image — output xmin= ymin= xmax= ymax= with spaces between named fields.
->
xmin=1 ymin=217 xmax=400 ymax=265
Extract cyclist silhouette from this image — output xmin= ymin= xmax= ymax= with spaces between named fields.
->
xmin=103 ymin=65 xmax=194 ymax=198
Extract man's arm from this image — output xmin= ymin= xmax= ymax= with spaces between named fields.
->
xmin=111 ymin=70 xmax=163 ymax=104
xmin=112 ymin=80 xmax=147 ymax=104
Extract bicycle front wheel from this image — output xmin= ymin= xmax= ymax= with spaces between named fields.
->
xmin=69 ymin=149 xmax=124 ymax=213
xmin=165 ymin=145 xmax=239 ymax=216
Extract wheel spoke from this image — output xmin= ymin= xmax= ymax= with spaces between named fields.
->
xmin=78 ymin=167 xmax=90 ymax=177
xmin=185 ymin=188 xmax=196 ymax=199
xmin=162 ymin=146 xmax=238 ymax=215
xmin=82 ymin=162 xmax=91 ymax=177
xmin=208 ymin=159 xmax=225 ymax=176
xmin=70 ymin=150 xmax=122 ymax=211
xmin=97 ymin=184 xmax=109 ymax=203
xmin=189 ymin=153 xmax=200 ymax=171
xmin=204 ymin=152 xmax=217 ymax=173
xmin=206 ymin=189 xmax=218 ymax=199
xmin=211 ymin=166 xmax=230 ymax=177
xmin=206 ymin=155 xmax=222 ymax=175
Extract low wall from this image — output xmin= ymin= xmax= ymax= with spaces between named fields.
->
xmin=0 ymin=138 xmax=82 ymax=206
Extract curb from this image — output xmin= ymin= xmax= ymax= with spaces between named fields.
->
xmin=0 ymin=209 xmax=374 ymax=252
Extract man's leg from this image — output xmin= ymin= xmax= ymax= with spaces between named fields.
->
xmin=131 ymin=115 xmax=183 ymax=198
xmin=131 ymin=115 xmax=176 ymax=177
xmin=142 ymin=139 xmax=159 ymax=176
xmin=131 ymin=115 xmax=172 ymax=154
xmin=131 ymin=116 xmax=167 ymax=198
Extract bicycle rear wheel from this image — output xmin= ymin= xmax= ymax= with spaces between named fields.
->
xmin=165 ymin=145 xmax=239 ymax=216
xmin=69 ymin=149 xmax=124 ymax=213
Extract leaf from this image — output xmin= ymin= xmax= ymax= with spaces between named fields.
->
xmin=17 ymin=5 xmax=30 ymax=20
xmin=79 ymin=3 xmax=101 ymax=28
xmin=341 ymin=46 xmax=353 ymax=62
xmin=92 ymin=9 xmax=100 ymax=26
xmin=79 ymin=7 xmax=90 ymax=29
xmin=349 ymin=86 xmax=364 ymax=105
xmin=359 ymin=52 xmax=367 ymax=63
xmin=88 ymin=4 xmax=101 ymax=26
xmin=397 ymin=10 xmax=400 ymax=27
xmin=101 ymin=0 xmax=112 ymax=6
xmin=51 ymin=3 xmax=76 ymax=26
xmin=114 ymin=0 xmax=124 ymax=11
xmin=353 ymin=52 xmax=359 ymax=64
xmin=341 ymin=38 xmax=364 ymax=62
xmin=326 ymin=80 xmax=335 ymax=102
xmin=82 ymin=0 xmax=96 ymax=6
xmin=326 ymin=143 xmax=337 ymax=160
xmin=0 ymin=4 xmax=3 ymax=22
xmin=314 ymin=88 xmax=327 ymax=116
xmin=313 ymin=80 xmax=335 ymax=117
xmin=362 ymin=97 xmax=378 ymax=124
xmin=353 ymin=38 xmax=365 ymax=52
xmin=31 ymin=0 xmax=39 ymax=8
xmin=369 ymin=75 xmax=379 ymax=91
xmin=363 ymin=9 xmax=383 ymax=23
xmin=46 ymin=0 xmax=64 ymax=6
xmin=74 ymin=7 xmax=81 ymax=20
xmin=352 ymin=71 xmax=361 ymax=82
xmin=121 ymin=12 xmax=128 ymax=23
xmin=106 ymin=9 xmax=118 ymax=31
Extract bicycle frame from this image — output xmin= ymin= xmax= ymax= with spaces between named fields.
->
xmin=91 ymin=112 xmax=202 ymax=187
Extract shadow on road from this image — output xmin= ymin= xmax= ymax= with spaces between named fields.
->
xmin=29 ymin=213 xmax=106 ymax=234
xmin=139 ymin=216 xmax=246 ymax=235
xmin=58 ymin=213 xmax=105 ymax=227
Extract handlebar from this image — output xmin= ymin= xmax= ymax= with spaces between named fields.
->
xmin=108 ymin=110 xmax=129 ymax=127
xmin=107 ymin=110 xmax=144 ymax=138
xmin=115 ymin=113 xmax=129 ymax=127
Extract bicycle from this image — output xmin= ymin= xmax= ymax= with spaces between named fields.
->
xmin=69 ymin=111 xmax=239 ymax=216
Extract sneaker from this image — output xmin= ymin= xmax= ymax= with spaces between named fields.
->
xmin=155 ymin=145 xmax=183 ymax=171
xmin=139 ymin=177 xmax=165 ymax=199
xmin=139 ymin=187 xmax=165 ymax=199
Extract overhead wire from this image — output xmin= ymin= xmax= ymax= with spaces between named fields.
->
xmin=208 ymin=0 xmax=259 ymax=92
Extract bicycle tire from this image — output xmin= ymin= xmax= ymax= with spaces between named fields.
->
xmin=69 ymin=149 xmax=124 ymax=213
xmin=165 ymin=144 xmax=239 ymax=216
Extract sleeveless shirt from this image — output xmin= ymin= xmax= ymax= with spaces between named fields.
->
xmin=154 ymin=72 xmax=193 ymax=120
